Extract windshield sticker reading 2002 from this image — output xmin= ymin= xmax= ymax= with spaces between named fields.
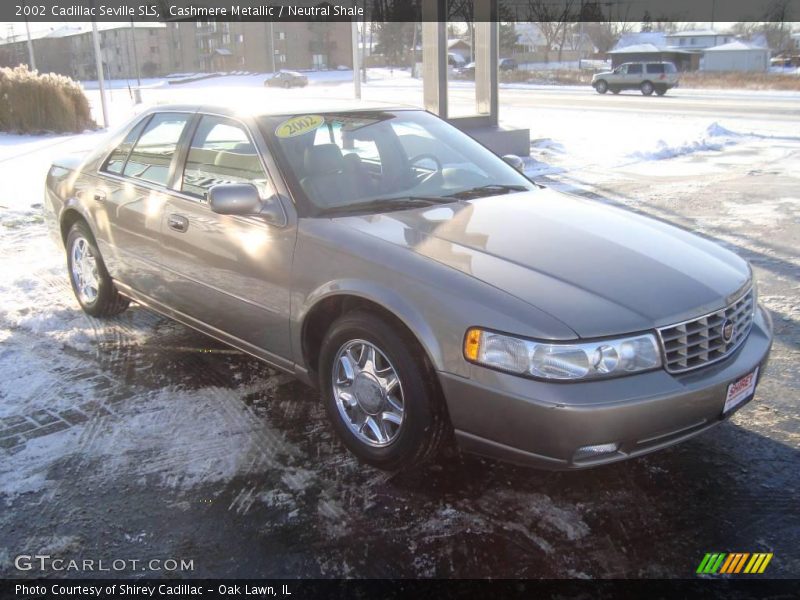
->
xmin=275 ymin=115 xmax=325 ymax=138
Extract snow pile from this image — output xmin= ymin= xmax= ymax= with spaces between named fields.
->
xmin=627 ymin=122 xmax=743 ymax=162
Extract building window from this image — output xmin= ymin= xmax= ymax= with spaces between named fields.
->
xmin=312 ymin=54 xmax=326 ymax=68
xmin=278 ymin=31 xmax=286 ymax=40
xmin=277 ymin=54 xmax=286 ymax=63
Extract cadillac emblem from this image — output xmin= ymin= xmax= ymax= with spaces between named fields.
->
xmin=722 ymin=319 xmax=735 ymax=343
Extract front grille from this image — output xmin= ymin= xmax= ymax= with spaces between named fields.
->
xmin=658 ymin=287 xmax=755 ymax=373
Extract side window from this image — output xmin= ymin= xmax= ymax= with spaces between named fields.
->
xmin=628 ymin=64 xmax=643 ymax=74
xmin=102 ymin=117 xmax=149 ymax=175
xmin=617 ymin=65 xmax=628 ymax=75
xmin=181 ymin=115 xmax=271 ymax=200
xmin=123 ymin=113 xmax=190 ymax=186
xmin=646 ymin=63 xmax=665 ymax=74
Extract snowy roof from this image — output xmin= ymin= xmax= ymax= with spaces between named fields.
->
xmin=0 ymin=22 xmax=165 ymax=45
xmin=43 ymin=26 xmax=86 ymax=39
xmin=666 ymin=30 xmax=722 ymax=37
xmin=447 ymin=38 xmax=470 ymax=49
xmin=609 ymin=43 xmax=690 ymax=55
xmin=705 ymin=41 xmax=769 ymax=52
xmin=613 ymin=32 xmax=667 ymax=51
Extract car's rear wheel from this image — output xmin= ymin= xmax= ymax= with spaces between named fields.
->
xmin=611 ymin=87 xmax=620 ymax=94
xmin=319 ymin=311 xmax=449 ymax=470
xmin=66 ymin=221 xmax=129 ymax=317
xmin=640 ymin=81 xmax=654 ymax=96
xmin=655 ymin=87 xmax=667 ymax=96
xmin=594 ymin=80 xmax=608 ymax=94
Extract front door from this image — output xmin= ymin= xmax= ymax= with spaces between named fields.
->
xmin=158 ymin=114 xmax=296 ymax=365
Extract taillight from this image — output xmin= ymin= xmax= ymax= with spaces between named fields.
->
xmin=659 ymin=73 xmax=666 ymax=80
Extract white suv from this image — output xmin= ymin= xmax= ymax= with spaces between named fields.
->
xmin=592 ymin=62 xmax=679 ymax=96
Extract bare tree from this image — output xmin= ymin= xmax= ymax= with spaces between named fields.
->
xmin=524 ymin=0 xmax=576 ymax=62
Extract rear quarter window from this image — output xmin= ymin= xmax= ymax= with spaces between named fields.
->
xmin=646 ymin=64 xmax=666 ymax=74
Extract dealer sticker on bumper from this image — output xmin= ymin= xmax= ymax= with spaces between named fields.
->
xmin=724 ymin=367 xmax=759 ymax=414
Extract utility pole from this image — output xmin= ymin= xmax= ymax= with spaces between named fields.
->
xmin=130 ymin=20 xmax=142 ymax=103
xmin=351 ymin=18 xmax=361 ymax=99
xmin=269 ymin=21 xmax=276 ymax=73
xmin=91 ymin=19 xmax=109 ymax=128
xmin=577 ymin=0 xmax=584 ymax=69
xmin=24 ymin=18 xmax=36 ymax=71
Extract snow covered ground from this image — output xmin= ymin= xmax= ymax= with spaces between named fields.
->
xmin=1 ymin=73 xmax=799 ymax=578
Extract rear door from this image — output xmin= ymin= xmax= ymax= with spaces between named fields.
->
xmin=96 ymin=112 xmax=192 ymax=296
xmin=158 ymin=114 xmax=296 ymax=365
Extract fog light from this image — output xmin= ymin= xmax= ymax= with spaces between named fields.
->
xmin=573 ymin=442 xmax=619 ymax=462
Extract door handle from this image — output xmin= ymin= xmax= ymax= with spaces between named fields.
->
xmin=167 ymin=214 xmax=189 ymax=233
xmin=93 ymin=191 xmax=106 ymax=202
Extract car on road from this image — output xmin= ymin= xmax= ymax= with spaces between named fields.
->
xmin=44 ymin=104 xmax=772 ymax=471
xmin=457 ymin=59 xmax=517 ymax=79
xmin=499 ymin=58 xmax=518 ymax=71
xmin=592 ymin=61 xmax=679 ymax=96
xmin=265 ymin=71 xmax=308 ymax=88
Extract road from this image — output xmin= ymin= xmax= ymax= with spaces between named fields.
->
xmin=495 ymin=85 xmax=800 ymax=121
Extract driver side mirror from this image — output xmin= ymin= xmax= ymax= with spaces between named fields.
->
xmin=208 ymin=183 xmax=286 ymax=226
xmin=502 ymin=154 xmax=525 ymax=172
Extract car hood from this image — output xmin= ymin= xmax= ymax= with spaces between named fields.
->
xmin=334 ymin=190 xmax=751 ymax=338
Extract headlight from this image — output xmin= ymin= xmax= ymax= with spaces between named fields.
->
xmin=464 ymin=328 xmax=662 ymax=381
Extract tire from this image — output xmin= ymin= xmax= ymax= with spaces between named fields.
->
xmin=283 ymin=81 xmax=290 ymax=89
xmin=66 ymin=221 xmax=129 ymax=317
xmin=640 ymin=81 xmax=654 ymax=96
xmin=594 ymin=80 xmax=608 ymax=94
xmin=655 ymin=87 xmax=667 ymax=96
xmin=319 ymin=311 xmax=449 ymax=470
xmin=611 ymin=87 xmax=620 ymax=94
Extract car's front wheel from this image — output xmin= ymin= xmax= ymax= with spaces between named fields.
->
xmin=66 ymin=221 xmax=129 ymax=317
xmin=594 ymin=80 xmax=608 ymax=94
xmin=319 ymin=311 xmax=449 ymax=470
xmin=641 ymin=81 xmax=655 ymax=96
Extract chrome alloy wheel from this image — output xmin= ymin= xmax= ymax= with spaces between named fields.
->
xmin=332 ymin=339 xmax=405 ymax=447
xmin=70 ymin=236 xmax=99 ymax=305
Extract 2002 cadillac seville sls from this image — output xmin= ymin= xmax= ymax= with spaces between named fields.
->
xmin=44 ymin=105 xmax=773 ymax=470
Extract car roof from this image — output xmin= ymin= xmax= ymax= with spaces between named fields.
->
xmin=140 ymin=100 xmax=418 ymax=120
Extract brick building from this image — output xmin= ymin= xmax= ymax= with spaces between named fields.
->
xmin=1 ymin=21 xmax=353 ymax=80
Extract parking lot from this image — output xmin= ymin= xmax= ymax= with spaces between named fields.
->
xmin=1 ymin=78 xmax=798 ymax=578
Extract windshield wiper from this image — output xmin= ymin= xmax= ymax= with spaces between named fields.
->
xmin=317 ymin=195 xmax=455 ymax=216
xmin=447 ymin=184 xmax=530 ymax=199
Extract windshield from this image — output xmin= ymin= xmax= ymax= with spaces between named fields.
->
xmin=259 ymin=110 xmax=535 ymax=215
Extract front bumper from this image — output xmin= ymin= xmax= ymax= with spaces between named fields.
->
xmin=440 ymin=305 xmax=773 ymax=470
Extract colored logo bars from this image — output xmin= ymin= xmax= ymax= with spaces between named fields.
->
xmin=697 ymin=553 xmax=773 ymax=575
